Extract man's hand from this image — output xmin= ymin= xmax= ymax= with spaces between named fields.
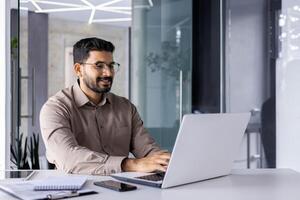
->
xmin=121 ymin=151 xmax=171 ymax=173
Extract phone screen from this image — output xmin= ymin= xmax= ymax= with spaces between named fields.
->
xmin=94 ymin=180 xmax=137 ymax=192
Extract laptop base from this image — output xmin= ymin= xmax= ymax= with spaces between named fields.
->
xmin=111 ymin=175 xmax=162 ymax=188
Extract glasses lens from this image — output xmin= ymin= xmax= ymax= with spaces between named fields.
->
xmin=95 ymin=62 xmax=106 ymax=69
xmin=111 ymin=63 xmax=120 ymax=72
xmin=93 ymin=62 xmax=120 ymax=72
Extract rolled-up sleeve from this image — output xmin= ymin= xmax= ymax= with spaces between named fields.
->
xmin=39 ymin=100 xmax=126 ymax=175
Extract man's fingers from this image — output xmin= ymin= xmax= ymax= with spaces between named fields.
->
xmin=134 ymin=157 xmax=170 ymax=173
xmin=152 ymin=154 xmax=171 ymax=161
xmin=152 ymin=150 xmax=169 ymax=155
xmin=158 ymin=154 xmax=171 ymax=159
xmin=154 ymin=158 xmax=169 ymax=166
xmin=158 ymin=149 xmax=169 ymax=153
xmin=154 ymin=164 xmax=167 ymax=172
xmin=152 ymin=151 xmax=171 ymax=156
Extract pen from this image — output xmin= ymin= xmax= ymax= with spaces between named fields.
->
xmin=45 ymin=190 xmax=98 ymax=200
xmin=46 ymin=191 xmax=79 ymax=200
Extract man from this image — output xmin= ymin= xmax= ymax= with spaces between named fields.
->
xmin=40 ymin=37 xmax=170 ymax=175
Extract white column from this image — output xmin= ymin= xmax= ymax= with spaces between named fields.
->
xmin=0 ymin=0 xmax=10 ymax=170
xmin=277 ymin=0 xmax=300 ymax=171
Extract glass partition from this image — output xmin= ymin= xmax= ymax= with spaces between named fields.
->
xmin=131 ymin=0 xmax=193 ymax=151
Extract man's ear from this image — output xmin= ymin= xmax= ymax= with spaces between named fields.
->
xmin=74 ymin=63 xmax=82 ymax=77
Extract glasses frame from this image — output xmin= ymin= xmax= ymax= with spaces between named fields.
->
xmin=80 ymin=61 xmax=120 ymax=72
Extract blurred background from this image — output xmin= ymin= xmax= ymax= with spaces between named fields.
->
xmin=4 ymin=0 xmax=300 ymax=172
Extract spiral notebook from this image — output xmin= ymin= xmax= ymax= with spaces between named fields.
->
xmin=33 ymin=176 xmax=87 ymax=191
xmin=0 ymin=180 xmax=96 ymax=200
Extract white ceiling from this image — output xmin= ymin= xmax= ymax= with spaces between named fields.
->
xmin=19 ymin=0 xmax=142 ymax=27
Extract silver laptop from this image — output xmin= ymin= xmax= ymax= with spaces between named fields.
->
xmin=112 ymin=113 xmax=250 ymax=189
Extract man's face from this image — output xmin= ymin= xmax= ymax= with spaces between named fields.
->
xmin=81 ymin=50 xmax=114 ymax=94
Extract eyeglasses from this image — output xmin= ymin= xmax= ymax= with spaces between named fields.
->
xmin=81 ymin=61 xmax=120 ymax=72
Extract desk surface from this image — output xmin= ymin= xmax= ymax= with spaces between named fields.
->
xmin=1 ymin=169 xmax=300 ymax=200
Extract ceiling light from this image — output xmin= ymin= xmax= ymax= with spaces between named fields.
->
xmin=89 ymin=8 xmax=96 ymax=24
xmin=35 ymin=7 xmax=90 ymax=13
xmin=93 ymin=18 xmax=131 ymax=23
xmin=81 ymin=0 xmax=95 ymax=9
xmin=21 ymin=0 xmax=132 ymax=25
xmin=33 ymin=1 xmax=84 ymax=8
xmin=97 ymin=7 xmax=131 ymax=15
xmin=20 ymin=7 xmax=29 ymax=11
xmin=97 ymin=0 xmax=124 ymax=8
xmin=102 ymin=7 xmax=131 ymax=10
xmin=29 ymin=0 xmax=42 ymax=11
xmin=148 ymin=0 xmax=153 ymax=7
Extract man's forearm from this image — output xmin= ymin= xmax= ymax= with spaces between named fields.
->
xmin=50 ymin=145 xmax=126 ymax=175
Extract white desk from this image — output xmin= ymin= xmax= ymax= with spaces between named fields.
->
xmin=1 ymin=169 xmax=300 ymax=200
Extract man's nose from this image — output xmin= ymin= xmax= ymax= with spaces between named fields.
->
xmin=101 ymin=65 xmax=113 ymax=76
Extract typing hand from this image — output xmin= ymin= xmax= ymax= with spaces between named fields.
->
xmin=121 ymin=151 xmax=171 ymax=173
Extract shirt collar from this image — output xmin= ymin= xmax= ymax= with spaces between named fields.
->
xmin=73 ymin=80 xmax=111 ymax=107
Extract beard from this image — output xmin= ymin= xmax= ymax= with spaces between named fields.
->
xmin=83 ymin=76 xmax=113 ymax=94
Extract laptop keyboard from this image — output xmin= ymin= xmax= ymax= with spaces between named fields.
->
xmin=136 ymin=172 xmax=165 ymax=182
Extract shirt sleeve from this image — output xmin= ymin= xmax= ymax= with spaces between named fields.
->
xmin=129 ymin=104 xmax=161 ymax=158
xmin=39 ymin=99 xmax=126 ymax=175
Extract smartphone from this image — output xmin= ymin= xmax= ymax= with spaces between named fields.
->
xmin=94 ymin=180 xmax=137 ymax=192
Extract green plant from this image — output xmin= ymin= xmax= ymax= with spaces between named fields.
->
xmin=29 ymin=133 xmax=40 ymax=169
xmin=11 ymin=36 xmax=18 ymax=60
xmin=145 ymin=41 xmax=191 ymax=81
xmin=10 ymin=132 xmax=40 ymax=169
xmin=10 ymin=133 xmax=30 ymax=169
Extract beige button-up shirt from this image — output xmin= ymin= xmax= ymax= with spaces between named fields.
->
xmin=40 ymin=81 xmax=160 ymax=175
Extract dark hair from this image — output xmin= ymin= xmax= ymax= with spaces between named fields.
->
xmin=73 ymin=37 xmax=115 ymax=64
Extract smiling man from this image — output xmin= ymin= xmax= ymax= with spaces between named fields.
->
xmin=40 ymin=37 xmax=170 ymax=175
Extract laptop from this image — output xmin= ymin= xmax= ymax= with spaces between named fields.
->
xmin=112 ymin=113 xmax=250 ymax=189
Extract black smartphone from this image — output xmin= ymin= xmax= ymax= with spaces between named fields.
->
xmin=94 ymin=180 xmax=137 ymax=192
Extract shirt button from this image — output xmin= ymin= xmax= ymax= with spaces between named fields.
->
xmin=111 ymin=170 xmax=116 ymax=174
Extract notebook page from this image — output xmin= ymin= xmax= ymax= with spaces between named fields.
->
xmin=33 ymin=176 xmax=87 ymax=190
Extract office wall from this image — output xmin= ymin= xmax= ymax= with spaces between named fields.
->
xmin=225 ymin=0 xmax=268 ymax=112
xmin=277 ymin=0 xmax=300 ymax=172
xmin=225 ymin=0 xmax=268 ymax=168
